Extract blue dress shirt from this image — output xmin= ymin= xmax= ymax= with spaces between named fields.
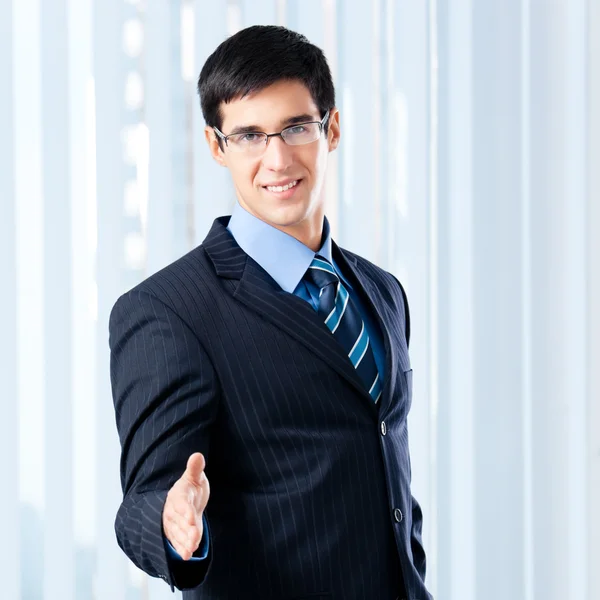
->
xmin=166 ymin=202 xmax=386 ymax=562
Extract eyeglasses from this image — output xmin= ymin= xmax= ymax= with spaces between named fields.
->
xmin=213 ymin=110 xmax=330 ymax=154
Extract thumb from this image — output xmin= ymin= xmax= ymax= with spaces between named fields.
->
xmin=183 ymin=452 xmax=205 ymax=487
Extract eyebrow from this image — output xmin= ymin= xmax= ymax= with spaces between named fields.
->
xmin=228 ymin=113 xmax=318 ymax=136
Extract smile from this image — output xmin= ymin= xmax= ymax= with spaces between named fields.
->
xmin=264 ymin=179 xmax=300 ymax=193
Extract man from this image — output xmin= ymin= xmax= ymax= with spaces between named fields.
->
xmin=109 ymin=25 xmax=431 ymax=600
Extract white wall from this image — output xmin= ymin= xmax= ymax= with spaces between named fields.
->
xmin=1 ymin=0 xmax=597 ymax=598
xmin=588 ymin=0 xmax=600 ymax=596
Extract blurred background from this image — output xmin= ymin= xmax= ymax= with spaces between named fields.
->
xmin=1 ymin=0 xmax=599 ymax=598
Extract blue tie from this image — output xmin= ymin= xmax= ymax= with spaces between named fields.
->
xmin=304 ymin=255 xmax=383 ymax=404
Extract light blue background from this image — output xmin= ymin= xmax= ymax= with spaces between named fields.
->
xmin=1 ymin=0 xmax=598 ymax=599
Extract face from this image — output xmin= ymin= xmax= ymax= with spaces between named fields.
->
xmin=204 ymin=79 xmax=340 ymax=250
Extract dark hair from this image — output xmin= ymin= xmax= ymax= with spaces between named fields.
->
xmin=198 ymin=25 xmax=335 ymax=136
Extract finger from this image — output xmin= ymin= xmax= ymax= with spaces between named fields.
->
xmin=166 ymin=518 xmax=200 ymax=555
xmin=171 ymin=539 xmax=192 ymax=561
xmin=164 ymin=501 xmax=202 ymax=539
xmin=185 ymin=524 xmax=202 ymax=550
xmin=165 ymin=519 xmax=186 ymax=548
xmin=164 ymin=519 xmax=189 ymax=558
xmin=168 ymin=523 xmax=201 ymax=557
xmin=183 ymin=452 xmax=205 ymax=487
xmin=173 ymin=530 xmax=200 ymax=558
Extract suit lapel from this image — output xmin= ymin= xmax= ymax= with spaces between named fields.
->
xmin=331 ymin=241 xmax=403 ymax=414
xmin=203 ymin=217 xmax=379 ymax=417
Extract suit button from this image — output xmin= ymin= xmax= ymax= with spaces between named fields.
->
xmin=394 ymin=508 xmax=403 ymax=523
xmin=380 ymin=421 xmax=387 ymax=435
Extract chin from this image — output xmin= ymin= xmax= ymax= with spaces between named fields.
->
xmin=267 ymin=206 xmax=313 ymax=228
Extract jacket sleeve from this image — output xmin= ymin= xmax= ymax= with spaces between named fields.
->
xmin=109 ymin=288 xmax=220 ymax=591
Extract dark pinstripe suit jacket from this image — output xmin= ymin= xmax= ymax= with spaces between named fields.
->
xmin=109 ymin=216 xmax=432 ymax=600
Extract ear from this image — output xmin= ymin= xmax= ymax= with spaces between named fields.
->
xmin=204 ymin=126 xmax=227 ymax=167
xmin=327 ymin=108 xmax=341 ymax=152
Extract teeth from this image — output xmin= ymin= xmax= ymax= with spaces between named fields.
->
xmin=266 ymin=180 xmax=298 ymax=193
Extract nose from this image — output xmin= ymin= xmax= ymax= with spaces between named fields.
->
xmin=261 ymin=135 xmax=293 ymax=172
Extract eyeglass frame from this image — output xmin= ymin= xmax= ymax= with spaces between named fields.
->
xmin=213 ymin=110 xmax=330 ymax=152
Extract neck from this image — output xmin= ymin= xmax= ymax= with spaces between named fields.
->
xmin=237 ymin=198 xmax=326 ymax=253
xmin=279 ymin=221 xmax=323 ymax=252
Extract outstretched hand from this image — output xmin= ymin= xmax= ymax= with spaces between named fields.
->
xmin=162 ymin=453 xmax=210 ymax=560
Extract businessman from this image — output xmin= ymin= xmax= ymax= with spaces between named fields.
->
xmin=109 ymin=25 xmax=432 ymax=600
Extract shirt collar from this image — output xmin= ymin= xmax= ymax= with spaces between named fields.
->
xmin=226 ymin=202 xmax=333 ymax=293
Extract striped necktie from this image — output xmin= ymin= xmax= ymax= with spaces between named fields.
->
xmin=304 ymin=255 xmax=383 ymax=404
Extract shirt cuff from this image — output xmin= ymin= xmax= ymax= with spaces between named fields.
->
xmin=165 ymin=513 xmax=210 ymax=561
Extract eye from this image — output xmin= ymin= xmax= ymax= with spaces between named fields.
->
xmin=287 ymin=125 xmax=307 ymax=135
xmin=240 ymin=133 xmax=261 ymax=142
xmin=229 ymin=132 xmax=264 ymax=146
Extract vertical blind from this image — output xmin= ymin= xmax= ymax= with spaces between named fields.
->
xmin=1 ymin=0 xmax=598 ymax=599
